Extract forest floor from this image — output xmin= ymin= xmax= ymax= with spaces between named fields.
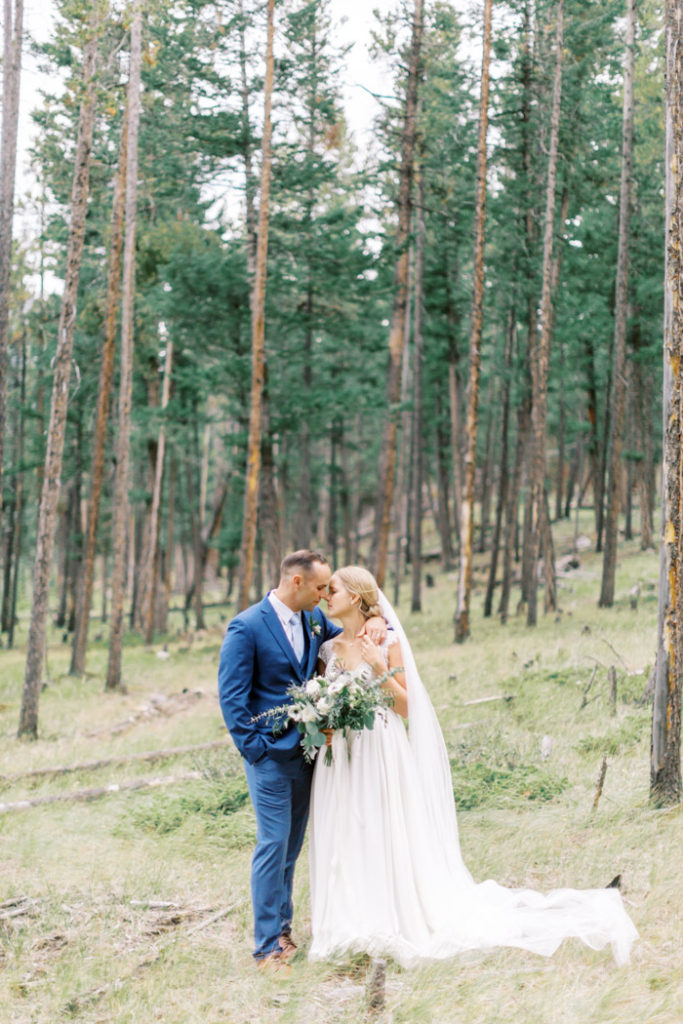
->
xmin=1 ymin=514 xmax=681 ymax=1023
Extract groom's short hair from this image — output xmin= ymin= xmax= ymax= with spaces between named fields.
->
xmin=280 ymin=549 xmax=328 ymax=578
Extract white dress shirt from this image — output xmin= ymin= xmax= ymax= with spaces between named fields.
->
xmin=268 ymin=591 xmax=305 ymax=662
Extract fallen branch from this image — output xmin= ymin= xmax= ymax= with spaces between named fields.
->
xmin=64 ymin=898 xmax=245 ymax=1015
xmin=1 ymin=739 xmax=232 ymax=784
xmin=592 ymin=756 xmax=608 ymax=813
xmin=608 ymin=666 xmax=618 ymax=716
xmin=0 ymin=772 xmax=203 ymax=815
xmin=0 ymin=896 xmax=37 ymax=921
xmin=84 ymin=689 xmax=206 ymax=739
xmin=578 ymin=665 xmax=598 ymax=711
xmin=462 ymin=694 xmax=515 ymax=707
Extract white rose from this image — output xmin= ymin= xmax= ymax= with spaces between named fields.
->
xmin=305 ymin=679 xmax=322 ymax=699
xmin=315 ymin=697 xmax=333 ymax=715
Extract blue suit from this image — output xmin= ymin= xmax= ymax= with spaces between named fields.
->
xmin=218 ymin=595 xmax=340 ymax=958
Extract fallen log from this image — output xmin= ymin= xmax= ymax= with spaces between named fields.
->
xmin=0 ymin=772 xmax=203 ymax=815
xmin=462 ymin=694 xmax=514 ymax=707
xmin=1 ymin=739 xmax=232 ymax=784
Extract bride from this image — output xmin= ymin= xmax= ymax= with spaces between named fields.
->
xmin=308 ymin=566 xmax=638 ymax=968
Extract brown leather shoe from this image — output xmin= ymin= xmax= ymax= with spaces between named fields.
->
xmin=279 ymin=932 xmax=297 ymax=961
xmin=255 ymin=950 xmax=292 ymax=977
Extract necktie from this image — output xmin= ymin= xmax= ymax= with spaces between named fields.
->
xmin=289 ymin=613 xmax=304 ymax=661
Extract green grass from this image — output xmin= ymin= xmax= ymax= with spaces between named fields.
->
xmin=1 ymin=519 xmax=681 ymax=1022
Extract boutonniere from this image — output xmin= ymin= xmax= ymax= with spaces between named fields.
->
xmin=309 ymin=615 xmax=322 ymax=637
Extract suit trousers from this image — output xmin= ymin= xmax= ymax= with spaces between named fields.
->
xmin=244 ymin=752 xmax=313 ymax=958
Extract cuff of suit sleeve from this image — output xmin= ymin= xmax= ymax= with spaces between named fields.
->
xmin=242 ymin=735 xmax=269 ymax=765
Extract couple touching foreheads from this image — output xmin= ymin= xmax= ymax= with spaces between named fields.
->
xmin=218 ymin=549 xmax=637 ymax=977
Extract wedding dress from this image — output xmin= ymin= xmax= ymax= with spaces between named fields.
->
xmin=308 ymin=594 xmax=638 ymax=968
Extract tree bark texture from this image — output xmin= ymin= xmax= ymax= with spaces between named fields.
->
xmin=106 ymin=3 xmax=142 ymax=691
xmin=651 ymin=0 xmax=683 ymax=807
xmin=370 ymin=0 xmax=423 ymax=588
xmin=18 ymin=19 xmax=99 ymax=737
xmin=411 ymin=168 xmax=425 ymax=613
xmin=454 ymin=0 xmax=492 ymax=643
xmin=485 ymin=309 xmax=514 ymax=617
xmin=0 ymin=0 xmax=23 ymax=518
xmin=600 ymin=0 xmax=636 ymax=607
xmin=143 ymin=339 xmax=173 ymax=643
xmin=237 ymin=0 xmax=274 ymax=611
xmin=70 ymin=117 xmax=127 ymax=675
xmin=526 ymin=0 xmax=563 ymax=627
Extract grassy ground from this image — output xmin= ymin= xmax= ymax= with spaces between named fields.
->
xmin=1 ymin=518 xmax=681 ymax=1023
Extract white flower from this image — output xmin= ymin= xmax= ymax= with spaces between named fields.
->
xmin=316 ymin=697 xmax=333 ymax=715
xmin=305 ymin=679 xmax=322 ymax=699
xmin=328 ymin=680 xmax=345 ymax=695
xmin=299 ymin=704 xmax=318 ymax=723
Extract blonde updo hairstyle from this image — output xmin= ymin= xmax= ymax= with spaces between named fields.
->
xmin=335 ymin=566 xmax=383 ymax=620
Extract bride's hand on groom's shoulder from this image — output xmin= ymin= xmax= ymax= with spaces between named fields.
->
xmin=358 ymin=615 xmax=387 ymax=645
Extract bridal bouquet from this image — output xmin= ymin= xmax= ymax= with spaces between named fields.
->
xmin=261 ymin=671 xmax=396 ymax=766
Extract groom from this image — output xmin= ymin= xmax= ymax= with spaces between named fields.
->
xmin=218 ymin=550 xmax=341 ymax=972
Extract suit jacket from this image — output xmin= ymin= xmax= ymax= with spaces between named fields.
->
xmin=218 ymin=596 xmax=341 ymax=765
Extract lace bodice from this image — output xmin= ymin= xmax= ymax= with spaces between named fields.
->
xmin=319 ymin=632 xmax=398 ymax=685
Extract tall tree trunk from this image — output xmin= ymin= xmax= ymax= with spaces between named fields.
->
xmin=477 ymin=375 xmax=496 ymax=554
xmin=526 ymin=0 xmax=564 ymax=628
xmin=237 ymin=0 xmax=274 ymax=611
xmin=144 ymin=338 xmax=173 ymax=644
xmin=485 ymin=309 xmax=514 ymax=617
xmin=159 ymin=453 xmax=176 ymax=635
xmin=70 ymin=116 xmax=127 ymax=675
xmin=600 ymin=0 xmax=636 ymax=607
xmin=392 ymin=266 xmax=413 ymax=606
xmin=651 ymin=0 xmax=682 ymax=807
xmin=444 ymin=252 xmax=463 ymax=550
xmin=370 ymin=0 xmax=423 ymax=587
xmin=411 ymin=167 xmax=425 ymax=613
xmin=0 ymin=0 xmax=23 ymax=518
xmin=454 ymin=0 xmax=492 ymax=643
xmin=3 ymin=328 xmax=25 ymax=646
xmin=106 ymin=3 xmax=142 ymax=692
xmin=18 ymin=18 xmax=99 ymax=737
xmin=636 ymin=361 xmax=654 ymax=549
xmin=434 ymin=411 xmax=455 ymax=570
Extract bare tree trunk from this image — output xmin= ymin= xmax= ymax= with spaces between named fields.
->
xmin=526 ymin=0 xmax=564 ymax=628
xmin=435 ymin=413 xmax=455 ymax=570
xmin=651 ymin=0 xmax=682 ymax=807
xmin=411 ymin=167 xmax=425 ymax=613
xmin=485 ymin=309 xmax=514 ymax=617
xmin=454 ymin=0 xmax=492 ymax=643
xmin=237 ymin=0 xmax=274 ymax=611
xmin=370 ymin=0 xmax=423 ymax=587
xmin=106 ymin=3 xmax=142 ymax=692
xmin=445 ymin=254 xmax=463 ymax=551
xmin=143 ymin=339 xmax=173 ymax=643
xmin=636 ymin=362 xmax=654 ymax=548
xmin=159 ymin=453 xmax=176 ymax=634
xmin=391 ymin=266 xmax=413 ymax=606
xmin=186 ymin=446 xmax=205 ymax=631
xmin=477 ymin=375 xmax=496 ymax=554
xmin=600 ymin=0 xmax=636 ymax=607
xmin=0 ymin=0 xmax=24 ymax=518
xmin=3 ymin=328 xmax=25 ymax=647
xmin=70 ymin=117 xmax=127 ymax=675
xmin=18 ymin=18 xmax=99 ymax=737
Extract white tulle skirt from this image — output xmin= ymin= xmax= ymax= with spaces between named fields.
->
xmin=308 ymin=710 xmax=637 ymax=968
